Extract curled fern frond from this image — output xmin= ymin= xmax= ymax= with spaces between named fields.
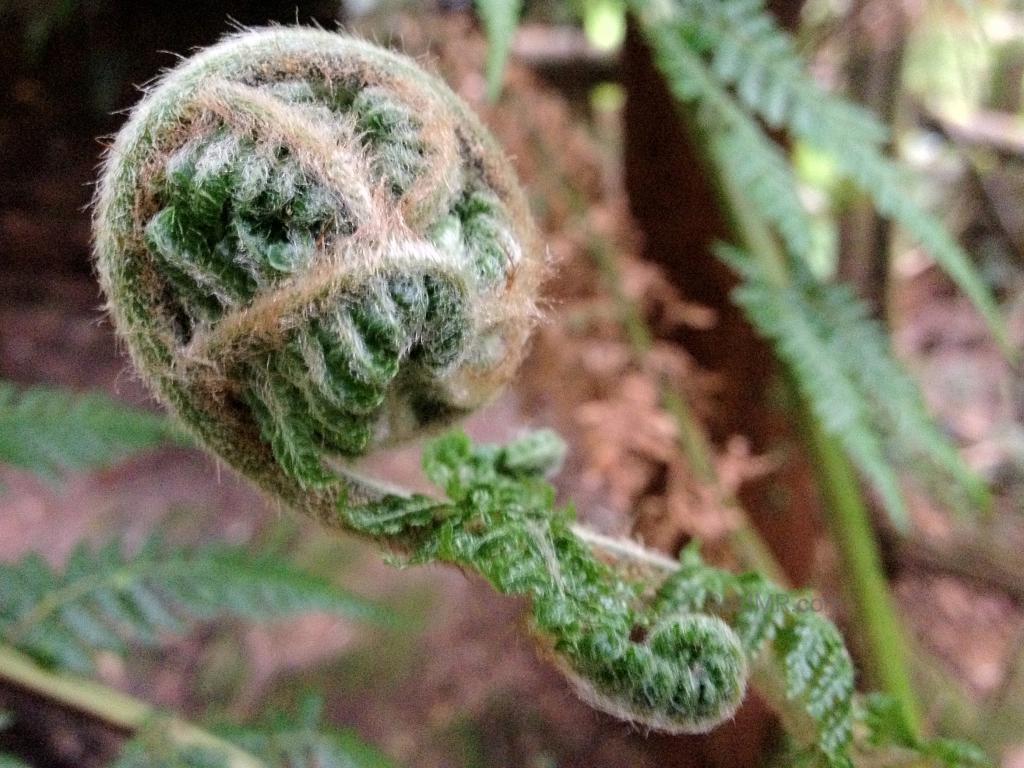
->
xmin=0 ymin=382 xmax=174 ymax=481
xmin=339 ymin=431 xmax=749 ymax=733
xmin=94 ymin=27 xmax=545 ymax=513
xmin=90 ymin=27 xmax=873 ymax=749
xmin=0 ymin=536 xmax=390 ymax=674
xmin=658 ymin=545 xmax=855 ymax=764
xmin=340 ymin=430 xmax=849 ymax=741
xmin=92 ymin=27 xmax=748 ymax=736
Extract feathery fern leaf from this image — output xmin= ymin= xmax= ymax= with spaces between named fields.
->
xmin=0 ymin=538 xmax=391 ymax=674
xmin=474 ymin=0 xmax=523 ymax=100
xmin=717 ymin=246 xmax=910 ymax=526
xmin=712 ymin=123 xmax=816 ymax=264
xmin=797 ymin=271 xmax=990 ymax=515
xmin=0 ymin=382 xmax=174 ymax=481
xmin=669 ymin=0 xmax=887 ymax=145
xmin=630 ymin=0 xmax=1010 ymax=353
xmin=718 ymin=245 xmax=989 ymax=523
xmin=636 ymin=15 xmax=816 ymax=264
xmin=860 ymin=693 xmax=992 ymax=768
xmin=624 ymin=6 xmax=991 ymax=521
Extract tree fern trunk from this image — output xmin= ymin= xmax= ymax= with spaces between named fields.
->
xmin=837 ymin=0 xmax=908 ymax=317
xmin=622 ymin=1 xmax=820 ymax=588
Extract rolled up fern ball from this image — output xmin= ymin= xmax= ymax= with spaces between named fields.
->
xmin=94 ymin=28 xmax=543 ymax=518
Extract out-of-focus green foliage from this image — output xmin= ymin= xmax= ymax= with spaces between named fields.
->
xmin=0 ymin=381 xmax=176 ymax=481
xmin=0 ymin=536 xmax=392 ymax=674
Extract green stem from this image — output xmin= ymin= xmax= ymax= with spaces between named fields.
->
xmin=797 ymin=407 xmax=924 ymax=733
xmin=0 ymin=644 xmax=264 ymax=768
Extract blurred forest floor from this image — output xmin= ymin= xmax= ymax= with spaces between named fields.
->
xmin=1 ymin=6 xmax=1024 ymax=768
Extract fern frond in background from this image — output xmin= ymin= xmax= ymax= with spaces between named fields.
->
xmin=797 ymin=273 xmax=992 ymax=515
xmin=621 ymin=0 xmax=992 ymax=526
xmin=627 ymin=15 xmax=819 ymax=266
xmin=0 ymin=381 xmax=175 ymax=481
xmin=720 ymin=245 xmax=909 ymax=525
xmin=0 ymin=536 xmax=391 ymax=674
xmin=718 ymin=245 xmax=987 ymax=527
xmin=109 ymin=697 xmax=395 ymax=768
xmin=711 ymin=122 xmax=816 ymax=265
xmin=475 ymin=0 xmax=524 ymax=100
xmin=650 ymin=0 xmax=1010 ymax=354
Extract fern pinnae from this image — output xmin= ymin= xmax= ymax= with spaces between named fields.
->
xmin=0 ymin=536 xmax=389 ymax=673
xmin=631 ymin=0 xmax=1010 ymax=354
xmin=717 ymin=245 xmax=911 ymax=526
xmin=837 ymin=151 xmax=1012 ymax=357
xmin=632 ymin=11 xmax=817 ymax=267
xmin=711 ymin=124 xmax=815 ymax=265
xmin=632 ymin=3 xmax=991 ymax=517
xmin=0 ymin=382 xmax=175 ymax=481
xmin=796 ymin=273 xmax=991 ymax=515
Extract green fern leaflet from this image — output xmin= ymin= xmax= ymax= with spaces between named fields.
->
xmin=0 ymin=381 xmax=176 ymax=480
xmin=0 ymin=537 xmax=392 ymax=674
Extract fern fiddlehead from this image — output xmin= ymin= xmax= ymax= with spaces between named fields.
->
xmin=94 ymin=28 xmax=544 ymax=513
xmin=93 ymin=28 xmax=750 ymax=735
